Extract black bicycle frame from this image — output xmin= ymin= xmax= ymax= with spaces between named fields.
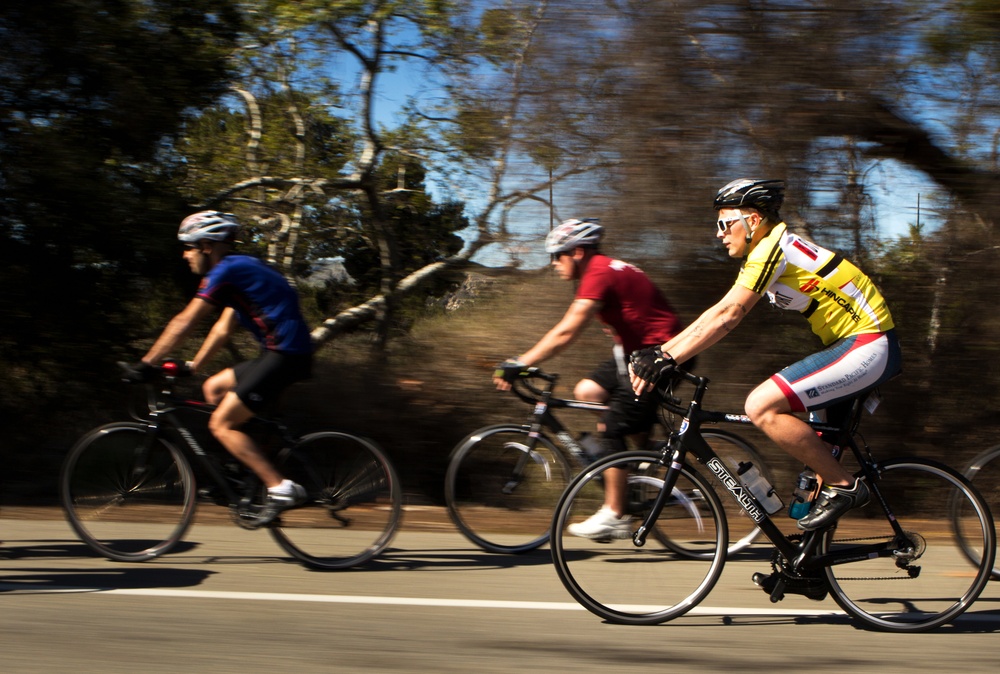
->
xmin=135 ymin=387 xmax=284 ymax=508
xmin=634 ymin=370 xmax=911 ymax=574
xmin=512 ymin=371 xmax=613 ymax=464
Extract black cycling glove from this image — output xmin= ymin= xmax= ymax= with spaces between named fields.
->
xmin=494 ymin=359 xmax=527 ymax=383
xmin=120 ymin=361 xmax=156 ymax=384
xmin=629 ymin=346 xmax=676 ymax=386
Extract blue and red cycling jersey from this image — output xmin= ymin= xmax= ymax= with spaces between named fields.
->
xmin=197 ymin=255 xmax=312 ymax=355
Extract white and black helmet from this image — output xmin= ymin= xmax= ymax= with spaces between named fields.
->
xmin=178 ymin=210 xmax=240 ymax=243
xmin=713 ymin=179 xmax=785 ymax=216
xmin=544 ymin=218 xmax=604 ymax=254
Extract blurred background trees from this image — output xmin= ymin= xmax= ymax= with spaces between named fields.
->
xmin=3 ymin=0 xmax=1000 ymax=502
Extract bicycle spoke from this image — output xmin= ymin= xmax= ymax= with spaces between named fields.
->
xmin=551 ymin=451 xmax=727 ymax=625
xmin=61 ymin=424 xmax=195 ymax=561
xmin=445 ymin=426 xmax=571 ymax=554
xmin=269 ymin=432 xmax=401 ymax=569
xmin=824 ymin=459 xmax=994 ymax=632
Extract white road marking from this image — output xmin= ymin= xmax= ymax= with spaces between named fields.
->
xmin=0 ymin=583 xmax=844 ymax=616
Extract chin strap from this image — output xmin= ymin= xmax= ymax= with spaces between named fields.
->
xmin=737 ymin=211 xmax=755 ymax=262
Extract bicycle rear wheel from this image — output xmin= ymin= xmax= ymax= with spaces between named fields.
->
xmin=551 ymin=451 xmax=728 ymax=625
xmin=952 ymin=445 xmax=1000 ymax=579
xmin=653 ymin=429 xmax=769 ymax=559
xmin=823 ymin=458 xmax=995 ymax=632
xmin=445 ymin=425 xmax=572 ymax=554
xmin=61 ymin=422 xmax=196 ymax=562
xmin=268 ymin=431 xmax=402 ymax=569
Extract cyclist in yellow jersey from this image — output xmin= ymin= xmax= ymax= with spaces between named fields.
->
xmin=736 ymin=221 xmax=894 ymax=345
xmin=630 ymin=179 xmax=902 ymax=531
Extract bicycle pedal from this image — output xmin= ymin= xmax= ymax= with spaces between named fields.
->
xmin=753 ymin=571 xmax=827 ymax=602
xmin=752 ymin=571 xmax=783 ymax=600
xmin=198 ymin=487 xmax=229 ymax=506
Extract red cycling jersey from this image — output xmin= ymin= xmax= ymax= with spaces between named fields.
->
xmin=575 ymin=254 xmax=682 ymax=353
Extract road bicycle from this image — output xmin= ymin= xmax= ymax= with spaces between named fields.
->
xmin=550 ymin=367 xmax=996 ymax=632
xmin=445 ymin=367 xmax=772 ymax=555
xmin=60 ymin=360 xmax=402 ymax=570
xmin=952 ymin=443 xmax=1000 ymax=579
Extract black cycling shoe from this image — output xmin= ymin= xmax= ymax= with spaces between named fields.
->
xmin=752 ymin=570 xmax=829 ymax=602
xmin=796 ymin=478 xmax=870 ymax=531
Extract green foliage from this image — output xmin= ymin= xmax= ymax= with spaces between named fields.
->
xmin=311 ymin=155 xmax=469 ymax=303
xmin=177 ymin=92 xmax=354 ymax=202
xmin=0 ymin=0 xmax=243 ymax=379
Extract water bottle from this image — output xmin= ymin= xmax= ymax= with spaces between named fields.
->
xmin=788 ymin=468 xmax=819 ymax=519
xmin=737 ymin=461 xmax=783 ymax=514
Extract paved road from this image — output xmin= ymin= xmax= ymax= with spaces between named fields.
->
xmin=2 ymin=508 xmax=999 ymax=673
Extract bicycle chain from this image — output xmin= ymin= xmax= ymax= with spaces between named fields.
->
xmin=803 ymin=532 xmax=924 ymax=582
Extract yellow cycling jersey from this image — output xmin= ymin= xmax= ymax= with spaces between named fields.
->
xmin=734 ymin=223 xmax=895 ymax=345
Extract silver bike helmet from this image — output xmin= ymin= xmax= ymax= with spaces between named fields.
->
xmin=178 ymin=211 xmax=241 ymax=243
xmin=544 ymin=218 xmax=604 ymax=254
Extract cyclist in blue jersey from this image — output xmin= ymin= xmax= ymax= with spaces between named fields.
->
xmin=126 ymin=211 xmax=313 ymax=525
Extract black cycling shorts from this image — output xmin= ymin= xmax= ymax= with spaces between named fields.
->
xmin=585 ymin=353 xmax=694 ymax=449
xmin=233 ymin=351 xmax=312 ymax=414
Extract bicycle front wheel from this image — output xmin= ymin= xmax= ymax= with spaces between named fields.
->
xmin=824 ymin=458 xmax=995 ymax=632
xmin=953 ymin=445 xmax=1000 ymax=579
xmin=268 ymin=431 xmax=402 ymax=569
xmin=551 ymin=451 xmax=728 ymax=625
xmin=60 ymin=422 xmax=196 ymax=562
xmin=445 ymin=425 xmax=572 ymax=554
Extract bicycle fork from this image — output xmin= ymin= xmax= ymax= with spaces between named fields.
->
xmin=633 ymin=447 xmax=684 ymax=547
xmin=501 ymin=432 xmax=550 ymax=494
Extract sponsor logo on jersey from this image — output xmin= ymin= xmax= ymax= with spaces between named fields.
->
xmin=792 ymin=239 xmax=820 ymax=260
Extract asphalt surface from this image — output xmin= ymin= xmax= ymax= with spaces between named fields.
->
xmin=2 ymin=507 xmax=999 ymax=673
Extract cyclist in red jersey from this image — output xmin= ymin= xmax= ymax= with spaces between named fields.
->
xmin=495 ymin=218 xmax=687 ymax=539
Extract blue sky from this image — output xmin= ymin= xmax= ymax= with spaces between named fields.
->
xmin=355 ymin=36 xmax=943 ymax=269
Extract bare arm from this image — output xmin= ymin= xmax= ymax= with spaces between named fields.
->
xmin=189 ymin=307 xmax=238 ymax=373
xmin=141 ymin=297 xmax=217 ymax=365
xmin=518 ymin=298 xmax=601 ymax=366
xmin=662 ymin=284 xmax=762 ymax=363
xmin=494 ymin=298 xmax=601 ymax=390
xmin=631 ymin=284 xmax=762 ymax=393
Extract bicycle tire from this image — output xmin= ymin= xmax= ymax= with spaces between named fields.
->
xmin=551 ymin=450 xmax=728 ymax=625
xmin=823 ymin=458 xmax=995 ymax=632
xmin=445 ymin=424 xmax=572 ymax=554
xmin=952 ymin=444 xmax=1000 ymax=580
xmin=652 ymin=429 xmax=769 ymax=559
xmin=268 ymin=431 xmax=402 ymax=569
xmin=60 ymin=422 xmax=196 ymax=562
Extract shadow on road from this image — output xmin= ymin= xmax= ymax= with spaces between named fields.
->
xmin=358 ymin=546 xmax=557 ymax=572
xmin=0 ymin=539 xmax=199 ymax=561
xmin=0 ymin=566 xmax=213 ymax=594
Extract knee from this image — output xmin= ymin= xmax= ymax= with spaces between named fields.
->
xmin=207 ymin=413 xmax=227 ymax=439
xmin=203 ymin=376 xmax=228 ymax=406
xmin=574 ymin=378 xmax=608 ymax=403
xmin=744 ymin=391 xmax=770 ymax=426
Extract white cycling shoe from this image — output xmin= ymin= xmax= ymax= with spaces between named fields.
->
xmin=567 ymin=506 xmax=633 ymax=541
